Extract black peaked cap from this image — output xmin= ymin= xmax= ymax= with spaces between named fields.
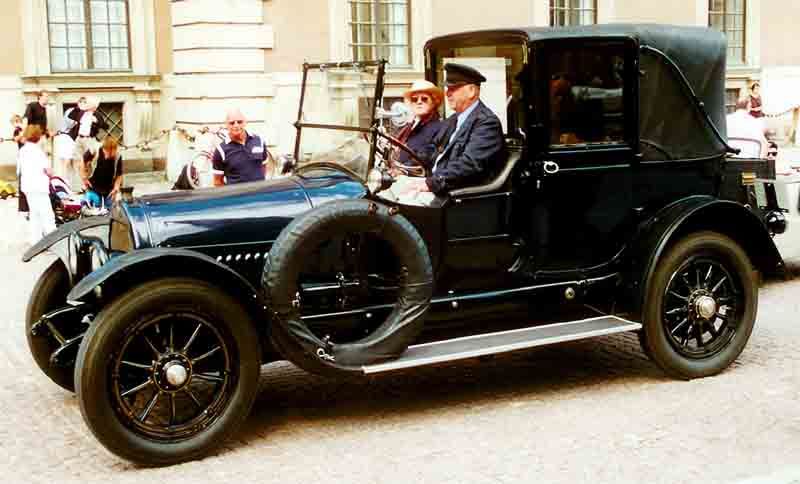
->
xmin=444 ymin=63 xmax=487 ymax=85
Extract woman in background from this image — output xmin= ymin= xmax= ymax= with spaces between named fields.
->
xmin=81 ymin=135 xmax=123 ymax=210
xmin=749 ymin=81 xmax=765 ymax=119
xmin=11 ymin=114 xmax=29 ymax=218
xmin=18 ymin=125 xmax=56 ymax=244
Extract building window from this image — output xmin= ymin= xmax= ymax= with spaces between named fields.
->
xmin=709 ymin=0 xmax=746 ymax=64
xmin=550 ymin=0 xmax=597 ymax=27
xmin=47 ymin=0 xmax=131 ymax=72
xmin=349 ymin=0 xmax=410 ymax=66
xmin=98 ymin=102 xmax=124 ymax=144
xmin=725 ymin=88 xmax=740 ymax=114
xmin=64 ymin=101 xmax=124 ymax=143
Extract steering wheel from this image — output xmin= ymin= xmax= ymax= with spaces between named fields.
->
xmin=375 ymin=129 xmax=426 ymax=177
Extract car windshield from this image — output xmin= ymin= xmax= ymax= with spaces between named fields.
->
xmin=293 ymin=62 xmax=386 ymax=181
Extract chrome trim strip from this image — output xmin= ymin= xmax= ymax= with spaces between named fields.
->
xmin=362 ymin=316 xmax=641 ymax=374
xmin=449 ymin=234 xmax=512 ymax=244
xmin=412 ymin=315 xmax=635 ymax=350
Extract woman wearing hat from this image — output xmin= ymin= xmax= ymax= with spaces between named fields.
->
xmin=392 ymin=80 xmax=445 ymax=170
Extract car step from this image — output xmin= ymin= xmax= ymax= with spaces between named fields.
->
xmin=362 ymin=315 xmax=642 ymax=374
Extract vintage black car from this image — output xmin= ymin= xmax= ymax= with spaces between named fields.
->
xmin=23 ymin=24 xmax=786 ymax=465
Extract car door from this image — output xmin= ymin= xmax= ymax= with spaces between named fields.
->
xmin=525 ymin=37 xmax=640 ymax=272
xmin=437 ymin=153 xmax=521 ymax=291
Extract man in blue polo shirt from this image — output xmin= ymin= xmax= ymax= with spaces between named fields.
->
xmin=212 ymin=108 xmax=270 ymax=185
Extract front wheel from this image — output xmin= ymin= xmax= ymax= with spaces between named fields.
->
xmin=75 ymin=278 xmax=261 ymax=465
xmin=640 ymin=231 xmax=758 ymax=379
xmin=26 ymin=259 xmax=76 ymax=391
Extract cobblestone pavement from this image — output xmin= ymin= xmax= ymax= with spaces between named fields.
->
xmin=1 ymin=195 xmax=799 ymax=484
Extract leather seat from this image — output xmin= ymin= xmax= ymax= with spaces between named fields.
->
xmin=449 ymin=150 xmax=522 ymax=198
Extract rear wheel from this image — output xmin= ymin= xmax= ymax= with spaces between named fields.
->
xmin=76 ymin=277 xmax=261 ymax=465
xmin=26 ymin=260 xmax=76 ymax=392
xmin=640 ymin=231 xmax=758 ymax=379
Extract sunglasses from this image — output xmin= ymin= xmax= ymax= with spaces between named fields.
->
xmin=410 ymin=94 xmax=432 ymax=104
xmin=227 ymin=119 xmax=245 ymax=125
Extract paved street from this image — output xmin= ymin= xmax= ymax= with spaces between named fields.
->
xmin=1 ymin=191 xmax=799 ymax=484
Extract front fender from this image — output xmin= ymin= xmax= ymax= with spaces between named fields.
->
xmin=22 ymin=216 xmax=112 ymax=263
xmin=67 ymin=248 xmax=261 ymax=306
xmin=22 ymin=216 xmax=112 ymax=286
xmin=624 ymin=196 xmax=783 ymax=316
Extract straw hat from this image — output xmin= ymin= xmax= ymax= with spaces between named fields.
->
xmin=403 ymin=80 xmax=444 ymax=107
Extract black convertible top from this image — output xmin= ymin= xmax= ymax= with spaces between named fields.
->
xmin=426 ymin=24 xmax=729 ymax=159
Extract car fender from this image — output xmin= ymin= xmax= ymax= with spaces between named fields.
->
xmin=624 ymin=195 xmax=783 ymax=316
xmin=67 ymin=248 xmax=262 ymax=311
xmin=22 ymin=216 xmax=112 ymax=285
xmin=22 ymin=216 xmax=112 ymax=263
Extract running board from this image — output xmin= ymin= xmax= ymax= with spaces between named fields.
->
xmin=362 ymin=316 xmax=642 ymax=374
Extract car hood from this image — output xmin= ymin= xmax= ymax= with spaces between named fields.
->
xmin=129 ymin=170 xmax=367 ymax=249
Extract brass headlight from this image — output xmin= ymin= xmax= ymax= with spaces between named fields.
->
xmin=367 ymin=168 xmax=394 ymax=194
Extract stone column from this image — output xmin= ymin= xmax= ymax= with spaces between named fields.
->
xmin=131 ymin=87 xmax=162 ymax=171
xmin=168 ymin=0 xmax=275 ymax=179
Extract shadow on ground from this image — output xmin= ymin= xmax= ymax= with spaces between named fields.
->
xmin=237 ymin=332 xmax=666 ymax=444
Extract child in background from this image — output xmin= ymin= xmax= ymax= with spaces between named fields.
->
xmin=18 ymin=125 xmax=56 ymax=244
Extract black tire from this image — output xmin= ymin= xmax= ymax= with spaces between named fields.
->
xmin=25 ymin=259 xmax=75 ymax=392
xmin=75 ymin=277 xmax=261 ymax=466
xmin=264 ymin=199 xmax=433 ymax=376
xmin=640 ymin=231 xmax=758 ymax=379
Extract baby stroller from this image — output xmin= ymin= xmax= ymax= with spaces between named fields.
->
xmin=49 ymin=176 xmax=85 ymax=225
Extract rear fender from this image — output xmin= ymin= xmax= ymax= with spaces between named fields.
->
xmin=67 ymin=248 xmax=264 ymax=318
xmin=624 ymin=196 xmax=783 ymax=317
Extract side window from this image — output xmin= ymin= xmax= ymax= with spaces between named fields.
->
xmin=546 ymin=43 xmax=627 ymax=148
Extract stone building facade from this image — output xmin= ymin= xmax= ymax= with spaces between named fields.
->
xmin=1 ymin=0 xmax=799 ymax=179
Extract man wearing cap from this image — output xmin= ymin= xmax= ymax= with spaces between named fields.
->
xmin=397 ymin=63 xmax=506 ymax=203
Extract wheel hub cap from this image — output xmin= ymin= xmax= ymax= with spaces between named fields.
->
xmin=695 ymin=295 xmax=717 ymax=320
xmin=165 ymin=362 xmax=189 ymax=387
xmin=154 ymin=354 xmax=193 ymax=392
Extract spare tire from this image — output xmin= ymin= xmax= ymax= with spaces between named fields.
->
xmin=262 ymin=199 xmax=433 ymax=376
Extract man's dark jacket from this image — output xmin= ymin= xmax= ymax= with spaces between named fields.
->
xmin=422 ymin=100 xmax=506 ymax=195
